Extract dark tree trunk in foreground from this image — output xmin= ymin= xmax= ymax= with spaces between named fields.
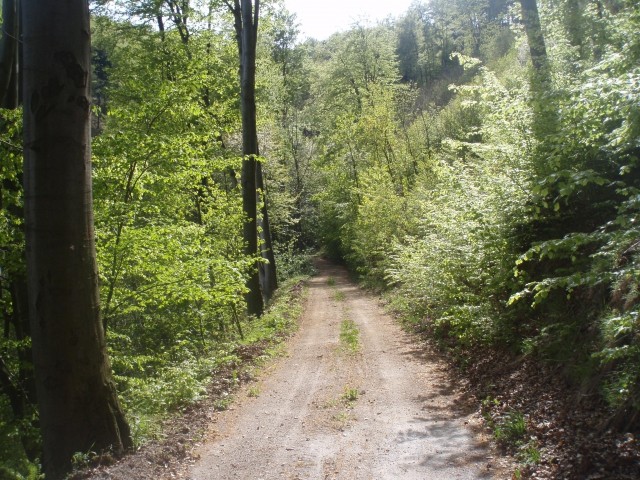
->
xmin=229 ymin=0 xmax=265 ymax=316
xmin=22 ymin=1 xmax=131 ymax=477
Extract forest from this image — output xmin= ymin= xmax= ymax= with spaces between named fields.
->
xmin=1 ymin=0 xmax=639 ymax=478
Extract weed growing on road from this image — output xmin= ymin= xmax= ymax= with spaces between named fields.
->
xmin=321 ymin=397 xmax=339 ymax=409
xmin=334 ymin=290 xmax=346 ymax=301
xmin=340 ymin=319 xmax=360 ymax=354
xmin=342 ymin=386 xmax=359 ymax=403
xmin=327 ymin=276 xmax=336 ymax=286
xmin=332 ymin=411 xmax=351 ymax=429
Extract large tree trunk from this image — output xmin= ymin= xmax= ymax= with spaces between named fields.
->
xmin=230 ymin=0 xmax=264 ymax=316
xmin=22 ymin=1 xmax=131 ymax=477
xmin=519 ymin=0 xmax=557 ymax=151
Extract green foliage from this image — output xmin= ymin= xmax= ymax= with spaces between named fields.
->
xmin=91 ymin=15 xmax=249 ymax=352
xmin=243 ymin=276 xmax=307 ymax=345
xmin=383 ymin=58 xmax=531 ymax=348
xmin=494 ymin=411 xmax=527 ymax=445
xmin=0 ymin=108 xmax=41 ymax=478
xmin=1 ymin=1 xmax=311 ymax=471
xmin=0 ymin=107 xmax=24 ymax=284
xmin=114 ymin=275 xmax=306 ymax=446
xmin=81 ymin=9 xmax=307 ymax=451
xmin=273 ymin=243 xmax=315 ymax=282
xmin=501 ymin=4 xmax=640 ymax=412
xmin=301 ymin=0 xmax=640 ymax=428
xmin=0 ymin=399 xmax=41 ymax=480
xmin=396 ymin=0 xmax=515 ymax=96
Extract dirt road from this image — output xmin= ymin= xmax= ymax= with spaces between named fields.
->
xmin=189 ymin=260 xmax=499 ymax=479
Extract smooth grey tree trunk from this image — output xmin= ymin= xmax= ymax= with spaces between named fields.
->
xmin=22 ymin=1 xmax=131 ymax=477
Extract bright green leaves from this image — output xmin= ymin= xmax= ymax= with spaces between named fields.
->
xmin=347 ymin=166 xmax=408 ymax=282
xmin=596 ymin=308 xmax=640 ymax=409
xmin=88 ymin=13 xmax=254 ymax=440
xmin=0 ymin=107 xmax=23 ymax=256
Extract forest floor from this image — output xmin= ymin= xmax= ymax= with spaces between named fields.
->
xmin=83 ymin=259 xmax=512 ymax=479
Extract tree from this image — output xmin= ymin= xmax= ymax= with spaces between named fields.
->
xmin=519 ymin=0 xmax=548 ymax=75
xmin=0 ymin=0 xmax=19 ymax=108
xmin=257 ymin=161 xmax=278 ymax=301
xmin=518 ymin=0 xmax=558 ymax=156
xmin=1 ymin=0 xmax=41 ymax=463
xmin=21 ymin=1 xmax=131 ymax=476
xmin=227 ymin=0 xmax=265 ymax=315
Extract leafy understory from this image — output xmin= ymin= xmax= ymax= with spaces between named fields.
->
xmin=116 ymin=276 xmax=307 ymax=446
xmin=79 ymin=276 xmax=307 ymax=478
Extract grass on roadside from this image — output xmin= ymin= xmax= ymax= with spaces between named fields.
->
xmin=481 ymin=398 xmax=540 ymax=471
xmin=247 ymin=385 xmax=261 ymax=398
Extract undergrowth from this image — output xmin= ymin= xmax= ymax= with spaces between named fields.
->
xmin=115 ymin=275 xmax=308 ymax=448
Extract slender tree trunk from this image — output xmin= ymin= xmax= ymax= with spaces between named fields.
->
xmin=240 ymin=0 xmax=264 ymax=316
xmin=257 ymin=161 xmax=277 ymax=301
xmin=22 ymin=1 xmax=131 ymax=477
xmin=0 ymin=0 xmax=19 ymax=108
